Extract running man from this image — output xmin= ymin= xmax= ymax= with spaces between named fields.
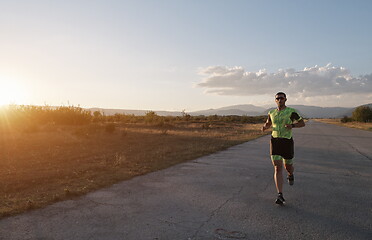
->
xmin=262 ymin=92 xmax=305 ymax=205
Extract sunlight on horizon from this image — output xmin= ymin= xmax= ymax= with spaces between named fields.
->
xmin=0 ymin=77 xmax=28 ymax=106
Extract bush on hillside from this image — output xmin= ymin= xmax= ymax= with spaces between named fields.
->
xmin=340 ymin=116 xmax=353 ymax=123
xmin=145 ymin=111 xmax=162 ymax=124
xmin=0 ymin=105 xmax=92 ymax=128
xmin=352 ymin=106 xmax=372 ymax=122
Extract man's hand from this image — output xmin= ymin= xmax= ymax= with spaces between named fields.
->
xmin=262 ymin=115 xmax=272 ymax=132
xmin=285 ymin=124 xmax=293 ymax=129
xmin=262 ymin=125 xmax=269 ymax=132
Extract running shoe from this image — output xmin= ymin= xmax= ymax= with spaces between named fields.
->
xmin=287 ymin=174 xmax=294 ymax=186
xmin=275 ymin=193 xmax=285 ymax=205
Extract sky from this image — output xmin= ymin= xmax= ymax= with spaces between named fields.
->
xmin=0 ymin=0 xmax=371 ymax=111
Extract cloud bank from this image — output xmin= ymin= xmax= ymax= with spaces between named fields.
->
xmin=197 ymin=64 xmax=372 ymax=106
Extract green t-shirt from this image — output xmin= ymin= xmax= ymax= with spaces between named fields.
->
xmin=269 ymin=107 xmax=303 ymax=139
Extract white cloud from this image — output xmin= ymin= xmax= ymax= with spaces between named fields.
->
xmin=197 ymin=64 xmax=372 ymax=106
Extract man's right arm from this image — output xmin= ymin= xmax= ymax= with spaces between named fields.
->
xmin=262 ymin=114 xmax=272 ymax=132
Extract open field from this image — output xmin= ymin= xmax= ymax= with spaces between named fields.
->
xmin=0 ymin=120 xmax=267 ymax=218
xmin=2 ymin=121 xmax=372 ymax=239
xmin=314 ymin=119 xmax=372 ymax=131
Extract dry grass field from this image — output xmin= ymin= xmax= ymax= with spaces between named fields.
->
xmin=0 ymin=120 xmax=267 ymax=218
xmin=315 ymin=119 xmax=372 ymax=131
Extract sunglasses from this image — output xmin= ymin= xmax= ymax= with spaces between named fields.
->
xmin=275 ymin=97 xmax=285 ymax=100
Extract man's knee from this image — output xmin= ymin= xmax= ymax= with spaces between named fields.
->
xmin=284 ymin=163 xmax=292 ymax=169
xmin=285 ymin=163 xmax=293 ymax=172
xmin=273 ymin=161 xmax=283 ymax=172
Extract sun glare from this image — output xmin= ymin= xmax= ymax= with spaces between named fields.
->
xmin=0 ymin=77 xmax=27 ymax=106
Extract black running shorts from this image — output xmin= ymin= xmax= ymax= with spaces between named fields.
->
xmin=270 ymin=137 xmax=294 ymax=159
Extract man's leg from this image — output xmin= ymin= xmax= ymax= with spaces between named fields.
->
xmin=284 ymin=159 xmax=294 ymax=185
xmin=272 ymin=156 xmax=286 ymax=204
xmin=271 ymin=155 xmax=283 ymax=193
xmin=284 ymin=162 xmax=294 ymax=175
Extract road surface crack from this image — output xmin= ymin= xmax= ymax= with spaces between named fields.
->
xmin=86 ymin=199 xmax=123 ymax=207
xmin=337 ymin=137 xmax=372 ymax=162
xmin=190 ymin=186 xmax=244 ymax=240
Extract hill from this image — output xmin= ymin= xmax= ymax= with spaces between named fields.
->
xmin=87 ymin=103 xmax=372 ymax=119
xmin=88 ymin=108 xmax=183 ymax=117
xmin=190 ymin=104 xmax=265 ymax=116
xmin=269 ymin=105 xmax=353 ymax=118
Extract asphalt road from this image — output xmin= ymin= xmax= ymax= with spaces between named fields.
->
xmin=1 ymin=121 xmax=371 ymax=240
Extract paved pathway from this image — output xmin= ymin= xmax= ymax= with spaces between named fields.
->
xmin=1 ymin=121 xmax=371 ymax=239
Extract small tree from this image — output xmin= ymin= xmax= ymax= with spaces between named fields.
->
xmin=340 ymin=116 xmax=353 ymax=123
xmin=145 ymin=111 xmax=158 ymax=123
xmin=181 ymin=109 xmax=191 ymax=121
xmin=93 ymin=111 xmax=104 ymax=123
xmin=93 ymin=111 xmax=102 ymax=118
xmin=352 ymin=106 xmax=372 ymax=122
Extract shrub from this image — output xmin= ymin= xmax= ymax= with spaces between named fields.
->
xmin=182 ymin=110 xmax=191 ymax=121
xmin=352 ymin=106 xmax=372 ymax=122
xmin=207 ymin=115 xmax=218 ymax=121
xmin=0 ymin=105 xmax=93 ymax=127
xmin=93 ymin=111 xmax=102 ymax=118
xmin=145 ymin=111 xmax=156 ymax=123
xmin=93 ymin=111 xmax=104 ymax=123
xmin=340 ymin=116 xmax=353 ymax=123
xmin=52 ymin=106 xmax=92 ymax=125
xmin=144 ymin=111 xmax=165 ymax=125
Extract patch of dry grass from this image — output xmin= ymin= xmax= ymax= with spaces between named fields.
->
xmin=0 ymin=121 xmax=267 ymax=218
xmin=315 ymin=119 xmax=372 ymax=131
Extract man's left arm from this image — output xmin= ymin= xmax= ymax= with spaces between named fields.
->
xmin=285 ymin=111 xmax=305 ymax=129
xmin=289 ymin=119 xmax=305 ymax=128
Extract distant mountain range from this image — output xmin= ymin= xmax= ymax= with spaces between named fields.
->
xmin=88 ymin=108 xmax=182 ymax=117
xmin=88 ymin=103 xmax=372 ymax=119
xmin=190 ymin=104 xmax=264 ymax=116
